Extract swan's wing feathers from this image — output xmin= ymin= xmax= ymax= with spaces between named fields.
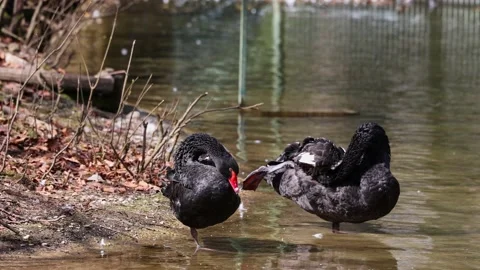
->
xmin=276 ymin=141 xmax=302 ymax=162
xmin=161 ymin=167 xmax=194 ymax=199
xmin=297 ymin=138 xmax=345 ymax=170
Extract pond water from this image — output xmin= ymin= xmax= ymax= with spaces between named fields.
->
xmin=17 ymin=2 xmax=480 ymax=269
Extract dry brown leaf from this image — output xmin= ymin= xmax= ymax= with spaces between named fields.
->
xmin=63 ymin=156 xmax=80 ymax=164
xmin=135 ymin=185 xmax=148 ymax=191
xmin=29 ymin=144 xmax=49 ymax=152
xmin=47 ymin=137 xmax=62 ymax=152
xmin=11 ymin=134 xmax=29 ymax=145
xmin=121 ymin=181 xmax=137 ymax=189
xmin=102 ymin=186 xmax=116 ymax=193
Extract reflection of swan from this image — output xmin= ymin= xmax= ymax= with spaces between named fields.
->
xmin=186 ymin=236 xmax=398 ymax=269
xmin=243 ymin=123 xmax=400 ymax=233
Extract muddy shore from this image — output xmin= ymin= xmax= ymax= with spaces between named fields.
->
xmin=0 ymin=180 xmax=187 ymax=258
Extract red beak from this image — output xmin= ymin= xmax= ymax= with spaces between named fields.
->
xmin=229 ymin=168 xmax=239 ymax=193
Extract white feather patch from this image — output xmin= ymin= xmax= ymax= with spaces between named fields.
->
xmin=297 ymin=152 xmax=316 ymax=166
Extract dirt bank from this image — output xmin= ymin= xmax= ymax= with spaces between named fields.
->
xmin=0 ymin=180 xmax=187 ymax=257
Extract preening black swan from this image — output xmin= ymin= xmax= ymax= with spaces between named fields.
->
xmin=243 ymin=122 xmax=400 ymax=233
xmin=162 ymin=133 xmax=241 ymax=248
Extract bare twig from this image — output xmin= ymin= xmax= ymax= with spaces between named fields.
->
xmin=39 ymin=123 xmax=86 ymax=181
xmin=142 ymin=92 xmax=209 ymax=169
xmin=0 ymin=219 xmax=22 ymax=236
xmin=0 ymin=208 xmax=26 ymax=221
xmin=1 ymin=28 xmax=24 ymax=42
xmin=143 ymin=93 xmax=262 ymax=169
xmin=164 ymin=132 xmax=180 ymax=162
xmin=0 ymin=3 xmax=93 ymax=174
xmin=110 ymin=143 xmax=135 ymax=178
xmin=140 ymin=121 xmax=148 ymax=172
xmin=25 ymin=0 xmax=44 ymax=43
xmin=110 ymin=40 xmax=136 ymax=147
xmin=187 ymin=102 xmax=263 ymax=120
xmin=0 ymin=0 xmax=8 ymax=23
xmin=0 ymin=86 xmax=25 ymax=172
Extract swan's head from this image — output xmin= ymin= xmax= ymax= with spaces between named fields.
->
xmin=349 ymin=122 xmax=391 ymax=166
xmin=174 ymin=133 xmax=240 ymax=193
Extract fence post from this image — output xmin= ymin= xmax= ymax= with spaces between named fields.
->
xmin=238 ymin=0 xmax=247 ymax=106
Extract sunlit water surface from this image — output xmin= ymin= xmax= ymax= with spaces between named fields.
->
xmin=8 ymin=2 xmax=480 ymax=269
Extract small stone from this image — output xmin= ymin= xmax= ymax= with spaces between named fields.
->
xmin=41 ymin=242 xmax=49 ymax=247
xmin=87 ymin=173 xmax=104 ymax=183
xmin=92 ymin=10 xmax=101 ymax=19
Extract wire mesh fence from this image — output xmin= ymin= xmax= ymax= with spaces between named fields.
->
xmin=269 ymin=0 xmax=480 ymax=88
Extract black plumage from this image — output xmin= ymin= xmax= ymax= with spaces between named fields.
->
xmin=243 ymin=122 xmax=400 ymax=233
xmin=162 ymin=133 xmax=241 ymax=247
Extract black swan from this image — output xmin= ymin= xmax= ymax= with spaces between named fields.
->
xmin=243 ymin=122 xmax=400 ymax=233
xmin=162 ymin=133 xmax=241 ymax=248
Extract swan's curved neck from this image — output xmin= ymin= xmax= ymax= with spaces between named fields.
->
xmin=334 ymin=134 xmax=390 ymax=181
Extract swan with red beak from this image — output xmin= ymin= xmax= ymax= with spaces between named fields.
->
xmin=162 ymin=133 xmax=241 ymax=249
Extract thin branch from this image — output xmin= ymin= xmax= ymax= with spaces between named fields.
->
xmin=39 ymin=123 xmax=86 ymax=181
xmin=0 ymin=219 xmax=22 ymax=236
xmin=142 ymin=93 xmax=209 ymax=169
xmin=110 ymin=40 xmax=136 ymax=146
xmin=25 ymin=0 xmax=44 ymax=43
xmin=140 ymin=121 xmax=148 ymax=172
xmin=92 ymin=8 xmax=118 ymax=89
xmin=116 ymin=40 xmax=136 ymax=116
xmin=0 ymin=0 xmax=8 ymax=23
xmin=0 ymin=3 xmax=92 ymax=174
xmin=34 ymin=3 xmax=92 ymax=72
xmin=110 ymin=143 xmax=135 ymax=178
xmin=0 ymin=86 xmax=25 ymax=172
xmin=188 ymin=102 xmax=263 ymax=120
xmin=1 ymin=28 xmax=24 ymax=42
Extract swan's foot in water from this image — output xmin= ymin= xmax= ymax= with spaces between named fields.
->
xmin=190 ymin=227 xmax=201 ymax=249
xmin=190 ymin=227 xmax=220 ymax=254
xmin=332 ymin=222 xmax=347 ymax=234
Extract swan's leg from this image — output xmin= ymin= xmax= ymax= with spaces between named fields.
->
xmin=332 ymin=222 xmax=341 ymax=233
xmin=190 ymin=227 xmax=218 ymax=253
xmin=332 ymin=222 xmax=348 ymax=234
xmin=190 ymin=227 xmax=201 ymax=249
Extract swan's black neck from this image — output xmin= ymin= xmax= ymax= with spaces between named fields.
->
xmin=334 ymin=123 xmax=390 ymax=181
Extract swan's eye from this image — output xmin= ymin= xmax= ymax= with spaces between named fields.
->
xmin=198 ymin=154 xmax=215 ymax=166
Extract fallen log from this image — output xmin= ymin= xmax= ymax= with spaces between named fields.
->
xmin=246 ymin=109 xmax=359 ymax=117
xmin=0 ymin=66 xmax=116 ymax=94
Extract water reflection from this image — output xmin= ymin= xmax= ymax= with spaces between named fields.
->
xmin=59 ymin=1 xmax=480 ymax=269
xmin=187 ymin=235 xmax=398 ymax=270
